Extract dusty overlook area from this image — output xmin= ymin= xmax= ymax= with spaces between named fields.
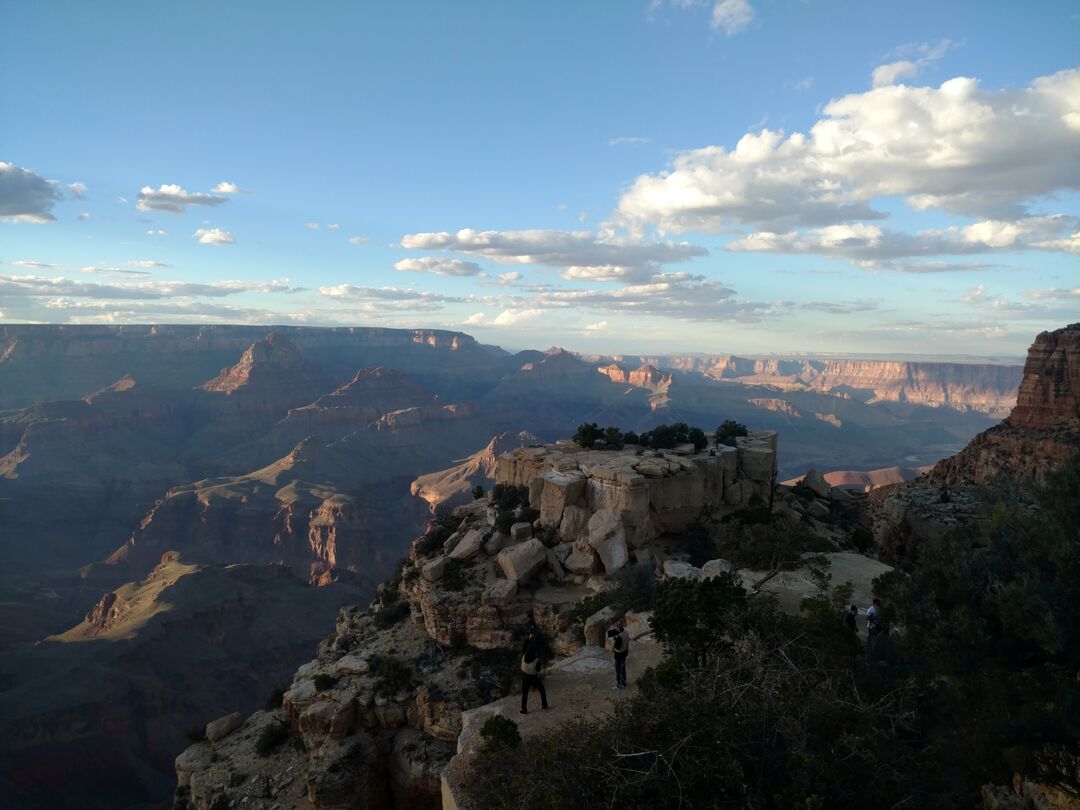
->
xmin=173 ymin=431 xmax=882 ymax=810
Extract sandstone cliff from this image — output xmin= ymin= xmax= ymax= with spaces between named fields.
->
xmin=879 ymin=323 xmax=1080 ymax=556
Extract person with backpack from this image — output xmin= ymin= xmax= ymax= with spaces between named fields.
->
xmin=519 ymin=629 xmax=549 ymax=714
xmin=608 ymin=621 xmax=630 ymax=689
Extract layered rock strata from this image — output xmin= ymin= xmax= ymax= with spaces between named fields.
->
xmin=495 ymin=433 xmax=777 ymax=574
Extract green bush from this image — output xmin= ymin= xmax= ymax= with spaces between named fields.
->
xmin=370 ymin=654 xmax=412 ymax=695
xmin=374 ymin=600 xmax=411 ymax=628
xmin=442 ymin=558 xmax=467 ymax=591
xmin=714 ymin=419 xmax=748 ymax=446
xmin=572 ymin=422 xmax=603 ymax=448
xmin=715 ymin=517 xmax=821 ymax=570
xmin=472 ymin=484 xmax=485 ymax=500
xmin=480 ymin=714 xmax=522 ymax=752
xmin=255 ymin=721 xmax=290 ymax=757
xmin=313 ymin=673 xmax=338 ymax=692
xmin=569 ymin=564 xmax=659 ymax=626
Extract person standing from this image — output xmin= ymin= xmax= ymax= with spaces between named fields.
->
xmin=845 ymin=604 xmax=859 ymax=635
xmin=609 ymin=621 xmax=630 ymax=689
xmin=520 ymin=629 xmax=548 ymax=714
xmin=866 ymin=598 xmax=882 ymax=637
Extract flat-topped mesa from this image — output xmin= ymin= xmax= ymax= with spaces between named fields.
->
xmin=496 ymin=432 xmax=777 ymax=557
xmin=1007 ymin=323 xmax=1080 ymax=431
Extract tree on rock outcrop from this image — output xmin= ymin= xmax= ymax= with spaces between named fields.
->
xmin=572 ymin=422 xmax=603 ymax=448
xmin=715 ymin=419 xmax=748 ymax=446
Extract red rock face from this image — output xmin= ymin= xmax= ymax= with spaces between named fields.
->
xmin=1007 ymin=323 xmax=1080 ymax=430
xmin=928 ymin=323 xmax=1080 ymax=488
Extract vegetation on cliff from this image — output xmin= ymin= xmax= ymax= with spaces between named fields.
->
xmin=464 ymin=455 xmax=1080 ymax=808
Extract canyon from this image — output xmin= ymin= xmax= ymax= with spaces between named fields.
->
xmin=0 ymin=323 xmax=1031 ymax=808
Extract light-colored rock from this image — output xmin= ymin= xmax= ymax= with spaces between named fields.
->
xmin=563 ymin=547 xmax=598 ymax=575
xmin=204 ymin=711 xmax=242 ymax=742
xmin=481 ymin=579 xmax=518 ymax=606
xmin=623 ymin=610 xmax=653 ymax=641
xmin=175 ymin=742 xmax=213 ymax=787
xmin=584 ymin=605 xmax=619 ymax=647
xmin=510 ymin=522 xmax=533 ymax=541
xmin=422 ymin=556 xmax=447 ymax=582
xmin=558 ymin=504 xmax=591 ymax=544
xmin=701 ymin=559 xmax=732 ymax=578
xmin=332 ymin=654 xmax=370 ymax=676
xmin=662 ymin=560 xmax=701 ymax=580
xmin=539 ymin=472 xmax=587 ymax=527
xmin=801 ymin=469 xmax=832 ymax=499
xmin=738 ymin=446 xmax=776 ymax=481
xmin=587 ymin=509 xmax=629 ymax=575
xmin=448 ymin=529 xmax=484 ymax=561
xmin=497 ymin=538 xmax=546 ymax=582
xmin=552 ymin=542 xmax=574 ymax=565
xmin=442 ymin=531 xmax=462 ymax=553
xmin=300 ymin=700 xmax=355 ymax=740
xmin=484 ymin=531 xmax=507 ymax=555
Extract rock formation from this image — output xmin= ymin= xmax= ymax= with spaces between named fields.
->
xmin=879 ymin=323 xmax=1080 ymax=557
xmin=495 ymin=433 xmax=777 ymax=570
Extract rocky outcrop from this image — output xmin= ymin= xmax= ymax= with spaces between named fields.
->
xmin=927 ymin=323 xmax=1080 ymax=488
xmin=881 ymin=324 xmax=1080 ymax=557
xmin=495 ymin=433 xmax=777 ymax=571
xmin=1007 ymin=324 xmax=1080 ymax=431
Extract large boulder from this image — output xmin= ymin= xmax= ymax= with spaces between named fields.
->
xmin=623 ymin=610 xmax=653 ymax=641
xmin=563 ymin=546 xmax=598 ymax=575
xmin=497 ymin=538 xmax=547 ymax=583
xmin=422 ymin=556 xmax=447 ymax=582
xmin=662 ymin=560 xmax=701 ymax=580
xmin=539 ymin=472 xmax=587 ymax=527
xmin=558 ymin=505 xmax=591 ymax=545
xmin=584 ymin=605 xmax=619 ymax=647
xmin=448 ymin=529 xmax=484 ymax=561
xmin=205 ymin=711 xmax=242 ymax=742
xmin=738 ymin=446 xmax=776 ymax=481
xmin=510 ymin=522 xmax=533 ymax=542
xmin=587 ymin=509 xmax=629 ymax=575
xmin=701 ymin=559 xmax=732 ymax=578
xmin=801 ymin=469 xmax=831 ymax=500
xmin=481 ymin=579 xmax=518 ymax=606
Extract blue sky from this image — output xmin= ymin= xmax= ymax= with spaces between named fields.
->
xmin=1 ymin=0 xmax=1077 ymax=356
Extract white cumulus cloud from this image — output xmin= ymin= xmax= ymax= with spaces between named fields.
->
xmin=394 ymin=257 xmax=484 ymax=277
xmin=0 ymin=162 xmax=64 ymax=223
xmin=193 ymin=227 xmax=235 ymax=245
xmin=137 ymin=184 xmax=229 ymax=215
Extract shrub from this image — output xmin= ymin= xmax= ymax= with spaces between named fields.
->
xmin=480 ymin=714 xmax=522 ymax=752
xmin=374 ymin=600 xmax=411 ymax=628
xmin=442 ymin=558 xmax=467 ymax=591
xmin=313 ymin=673 xmax=338 ymax=692
xmin=518 ymin=506 xmax=539 ymax=524
xmin=370 ymin=654 xmax=412 ymax=695
xmin=851 ymin=525 xmax=874 ymax=553
xmin=603 ymin=426 xmax=625 ymax=449
xmin=472 ymin=484 xmax=485 ymax=500
xmin=714 ymin=419 xmax=748 ymax=446
xmin=623 ymin=430 xmax=640 ymax=445
xmin=494 ymin=509 xmax=516 ymax=534
xmin=714 ymin=517 xmax=820 ymax=570
xmin=569 ymin=564 xmax=659 ymax=626
xmin=572 ymin=422 xmax=603 ymax=448
xmin=255 ymin=721 xmax=290 ymax=757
